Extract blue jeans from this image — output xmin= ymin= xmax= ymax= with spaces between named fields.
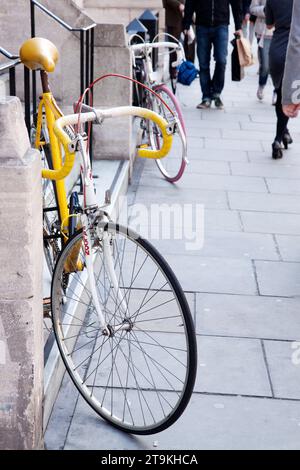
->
xmin=196 ymin=25 xmax=229 ymax=100
xmin=257 ymin=36 xmax=271 ymax=87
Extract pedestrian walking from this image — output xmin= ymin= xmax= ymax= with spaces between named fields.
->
xmin=162 ymin=0 xmax=185 ymax=79
xmin=183 ymin=0 xmax=243 ymax=110
xmin=265 ymin=0 xmax=294 ymax=159
xmin=250 ymin=0 xmax=275 ymax=103
xmin=282 ymin=0 xmax=300 ymax=118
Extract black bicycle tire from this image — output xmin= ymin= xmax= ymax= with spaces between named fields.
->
xmin=51 ymin=223 xmax=197 ymax=435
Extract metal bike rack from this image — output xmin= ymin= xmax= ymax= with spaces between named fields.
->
xmin=126 ymin=18 xmax=149 ymax=42
xmin=139 ymin=10 xmax=159 ymax=70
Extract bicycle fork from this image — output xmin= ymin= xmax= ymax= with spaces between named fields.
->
xmin=82 ymin=215 xmax=131 ymax=337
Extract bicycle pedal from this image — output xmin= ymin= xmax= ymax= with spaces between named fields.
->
xmin=43 ymin=298 xmax=52 ymax=318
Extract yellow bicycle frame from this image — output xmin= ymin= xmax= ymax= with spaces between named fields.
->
xmin=35 ymin=92 xmax=69 ymax=234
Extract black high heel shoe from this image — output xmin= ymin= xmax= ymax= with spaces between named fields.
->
xmin=272 ymin=141 xmax=283 ymax=160
xmin=282 ymin=131 xmax=293 ymax=150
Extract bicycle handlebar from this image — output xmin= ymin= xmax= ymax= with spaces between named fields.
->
xmin=130 ymin=41 xmax=185 ymax=68
xmin=42 ymin=106 xmax=174 ymax=181
xmin=130 ymin=41 xmax=183 ymax=52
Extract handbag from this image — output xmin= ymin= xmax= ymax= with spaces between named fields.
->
xmin=177 ymin=60 xmax=199 ymax=86
xmin=231 ymin=37 xmax=245 ymax=82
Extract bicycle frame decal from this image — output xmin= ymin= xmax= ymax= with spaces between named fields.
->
xmin=82 ymin=229 xmax=90 ymax=256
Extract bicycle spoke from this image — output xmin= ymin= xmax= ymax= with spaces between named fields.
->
xmin=52 ymin=226 xmax=196 ymax=433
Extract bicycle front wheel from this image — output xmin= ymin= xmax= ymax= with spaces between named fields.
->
xmin=151 ymin=84 xmax=187 ymax=183
xmin=51 ymin=223 xmax=197 ymax=434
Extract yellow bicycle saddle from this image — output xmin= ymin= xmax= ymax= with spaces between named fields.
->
xmin=19 ymin=37 xmax=59 ymax=73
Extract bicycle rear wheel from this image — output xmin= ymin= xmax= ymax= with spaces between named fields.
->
xmin=151 ymin=84 xmax=187 ymax=183
xmin=51 ymin=223 xmax=197 ymax=434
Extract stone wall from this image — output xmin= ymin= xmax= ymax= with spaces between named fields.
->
xmin=0 ymin=96 xmax=43 ymax=449
xmin=80 ymin=0 xmax=165 ymax=28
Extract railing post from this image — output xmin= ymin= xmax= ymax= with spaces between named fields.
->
xmin=80 ymin=30 xmax=84 ymax=96
xmin=89 ymin=28 xmax=95 ymax=161
xmin=30 ymin=0 xmax=37 ymax=117
xmin=0 ymin=96 xmax=43 ymax=449
xmin=85 ymin=29 xmax=90 ymax=95
xmin=24 ymin=66 xmax=31 ymax=133
xmin=9 ymin=67 xmax=16 ymax=96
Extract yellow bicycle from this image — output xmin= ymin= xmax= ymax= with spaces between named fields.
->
xmin=19 ymin=37 xmax=197 ymax=435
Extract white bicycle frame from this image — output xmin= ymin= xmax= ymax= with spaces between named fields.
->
xmin=56 ymin=106 xmax=171 ymax=336
xmin=130 ymin=41 xmax=188 ymax=167
xmin=130 ymin=40 xmax=185 ymax=86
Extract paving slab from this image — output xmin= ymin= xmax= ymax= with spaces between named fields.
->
xmin=134 ymin=186 xmax=229 ymax=210
xmin=266 ymin=178 xmax=300 ymax=195
xmin=183 ymin=119 xmax=241 ymax=130
xmin=223 ymin=130 xmax=275 ymax=141
xmin=264 ymin=340 xmax=300 ymax=400
xmin=139 ymin=173 xmax=268 ymax=193
xmin=195 ymin=336 xmax=271 ymax=397
xmin=162 ymin=254 xmax=257 ymax=295
xmin=45 ymin=373 xmax=79 ymax=450
xmin=142 ymin=159 xmax=231 ymax=176
xmin=204 ymin=138 xmax=263 ymax=151
xmin=248 ymin=149 xmax=300 ymax=165
xmin=59 ymin=394 xmax=300 ymax=450
xmin=229 ymin=192 xmax=300 ymax=214
xmin=275 ymin=235 xmax=300 ymax=262
xmin=145 ymin=230 xmax=278 ymax=261
xmin=230 ymin=162 xmax=300 ymax=179
xmin=196 ymin=293 xmax=300 ymax=340
xmin=255 ymin=260 xmax=300 ymax=297
xmin=241 ymin=211 xmax=300 ymax=235
xmin=187 ymin=128 xmax=222 ymax=139
xmin=188 ymin=147 xmax=249 ymax=162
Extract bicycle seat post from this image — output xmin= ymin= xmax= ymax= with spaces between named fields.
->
xmin=40 ymin=70 xmax=50 ymax=94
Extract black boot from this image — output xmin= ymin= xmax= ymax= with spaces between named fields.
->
xmin=282 ymin=131 xmax=293 ymax=150
xmin=272 ymin=141 xmax=283 ymax=160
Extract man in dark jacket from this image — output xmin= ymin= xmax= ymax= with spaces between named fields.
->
xmin=183 ymin=0 xmax=243 ymax=109
xmin=163 ymin=0 xmax=186 ymax=77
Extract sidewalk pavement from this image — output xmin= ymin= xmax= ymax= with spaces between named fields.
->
xmin=45 ymin=63 xmax=300 ymax=450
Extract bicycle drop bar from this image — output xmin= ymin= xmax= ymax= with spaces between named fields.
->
xmin=41 ymin=106 xmax=174 ymax=181
xmin=130 ymin=41 xmax=185 ymax=67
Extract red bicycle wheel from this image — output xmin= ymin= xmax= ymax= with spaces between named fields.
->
xmin=151 ymin=84 xmax=187 ymax=183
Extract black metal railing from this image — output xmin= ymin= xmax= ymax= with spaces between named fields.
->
xmin=0 ymin=47 xmax=32 ymax=132
xmin=30 ymin=0 xmax=96 ymax=158
xmin=1 ymin=2 xmax=96 ymax=153
xmin=30 ymin=0 xmax=96 ymax=109
xmin=0 ymin=47 xmax=20 ymax=96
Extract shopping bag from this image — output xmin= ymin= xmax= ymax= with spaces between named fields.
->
xmin=231 ymin=37 xmax=245 ymax=82
xmin=237 ymin=36 xmax=254 ymax=67
xmin=183 ymin=27 xmax=196 ymax=63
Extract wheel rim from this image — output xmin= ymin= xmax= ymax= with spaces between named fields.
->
xmin=51 ymin=225 xmax=196 ymax=433
xmin=151 ymin=86 xmax=187 ymax=183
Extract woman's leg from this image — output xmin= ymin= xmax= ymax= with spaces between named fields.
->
xmin=275 ymin=85 xmax=289 ymax=143
xmin=259 ymin=38 xmax=271 ymax=87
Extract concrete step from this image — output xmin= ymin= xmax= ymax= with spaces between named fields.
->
xmin=82 ymin=0 xmax=163 ymax=25
xmin=84 ymin=0 xmax=162 ymax=8
xmin=0 ymin=73 xmax=9 ymax=98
